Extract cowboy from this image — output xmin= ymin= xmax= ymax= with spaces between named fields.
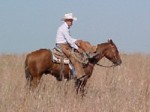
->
xmin=55 ymin=13 xmax=96 ymax=79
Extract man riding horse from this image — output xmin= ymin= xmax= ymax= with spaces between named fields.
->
xmin=55 ymin=13 xmax=97 ymax=79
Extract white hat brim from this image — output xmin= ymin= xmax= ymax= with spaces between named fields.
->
xmin=61 ymin=17 xmax=77 ymax=21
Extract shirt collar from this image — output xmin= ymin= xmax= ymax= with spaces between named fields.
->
xmin=64 ymin=22 xmax=70 ymax=29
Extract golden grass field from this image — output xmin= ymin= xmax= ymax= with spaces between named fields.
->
xmin=0 ymin=53 xmax=150 ymax=112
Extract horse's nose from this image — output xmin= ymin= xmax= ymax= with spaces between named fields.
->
xmin=114 ymin=59 xmax=122 ymax=65
xmin=117 ymin=60 xmax=122 ymax=65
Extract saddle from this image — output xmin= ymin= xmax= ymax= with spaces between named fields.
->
xmin=52 ymin=46 xmax=70 ymax=64
xmin=52 ymin=46 xmax=89 ymax=65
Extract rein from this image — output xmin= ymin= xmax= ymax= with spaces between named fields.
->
xmin=96 ymin=63 xmax=116 ymax=68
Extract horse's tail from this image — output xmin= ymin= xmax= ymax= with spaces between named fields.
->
xmin=25 ymin=55 xmax=32 ymax=85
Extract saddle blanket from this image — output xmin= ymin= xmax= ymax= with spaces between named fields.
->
xmin=52 ymin=54 xmax=70 ymax=64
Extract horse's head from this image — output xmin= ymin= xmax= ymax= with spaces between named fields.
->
xmin=96 ymin=39 xmax=122 ymax=66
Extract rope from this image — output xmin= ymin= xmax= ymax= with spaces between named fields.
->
xmin=71 ymin=50 xmax=88 ymax=64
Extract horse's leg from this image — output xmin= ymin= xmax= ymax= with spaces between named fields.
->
xmin=80 ymin=79 xmax=88 ymax=96
xmin=30 ymin=74 xmax=42 ymax=90
xmin=75 ymin=77 xmax=88 ymax=96
xmin=75 ymin=79 xmax=85 ymax=94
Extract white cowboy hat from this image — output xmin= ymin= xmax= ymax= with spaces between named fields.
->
xmin=61 ymin=13 xmax=77 ymax=21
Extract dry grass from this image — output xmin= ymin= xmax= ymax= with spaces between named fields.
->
xmin=0 ymin=53 xmax=150 ymax=112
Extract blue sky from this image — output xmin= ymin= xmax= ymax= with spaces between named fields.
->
xmin=0 ymin=0 xmax=150 ymax=54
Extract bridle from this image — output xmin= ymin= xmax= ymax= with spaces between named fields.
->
xmin=96 ymin=63 xmax=117 ymax=68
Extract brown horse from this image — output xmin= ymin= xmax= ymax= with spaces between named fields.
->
xmin=25 ymin=39 xmax=122 ymax=93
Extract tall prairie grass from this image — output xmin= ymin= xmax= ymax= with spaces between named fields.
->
xmin=0 ymin=53 xmax=150 ymax=112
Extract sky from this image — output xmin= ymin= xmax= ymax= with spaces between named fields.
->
xmin=0 ymin=0 xmax=150 ymax=54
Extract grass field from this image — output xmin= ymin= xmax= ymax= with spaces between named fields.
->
xmin=0 ymin=53 xmax=150 ymax=112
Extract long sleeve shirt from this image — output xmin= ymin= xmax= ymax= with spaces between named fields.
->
xmin=56 ymin=22 xmax=79 ymax=49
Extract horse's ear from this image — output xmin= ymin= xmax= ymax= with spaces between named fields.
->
xmin=108 ymin=39 xmax=114 ymax=45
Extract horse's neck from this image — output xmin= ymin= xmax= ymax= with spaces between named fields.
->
xmin=96 ymin=43 xmax=109 ymax=61
xmin=84 ymin=43 xmax=108 ymax=75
